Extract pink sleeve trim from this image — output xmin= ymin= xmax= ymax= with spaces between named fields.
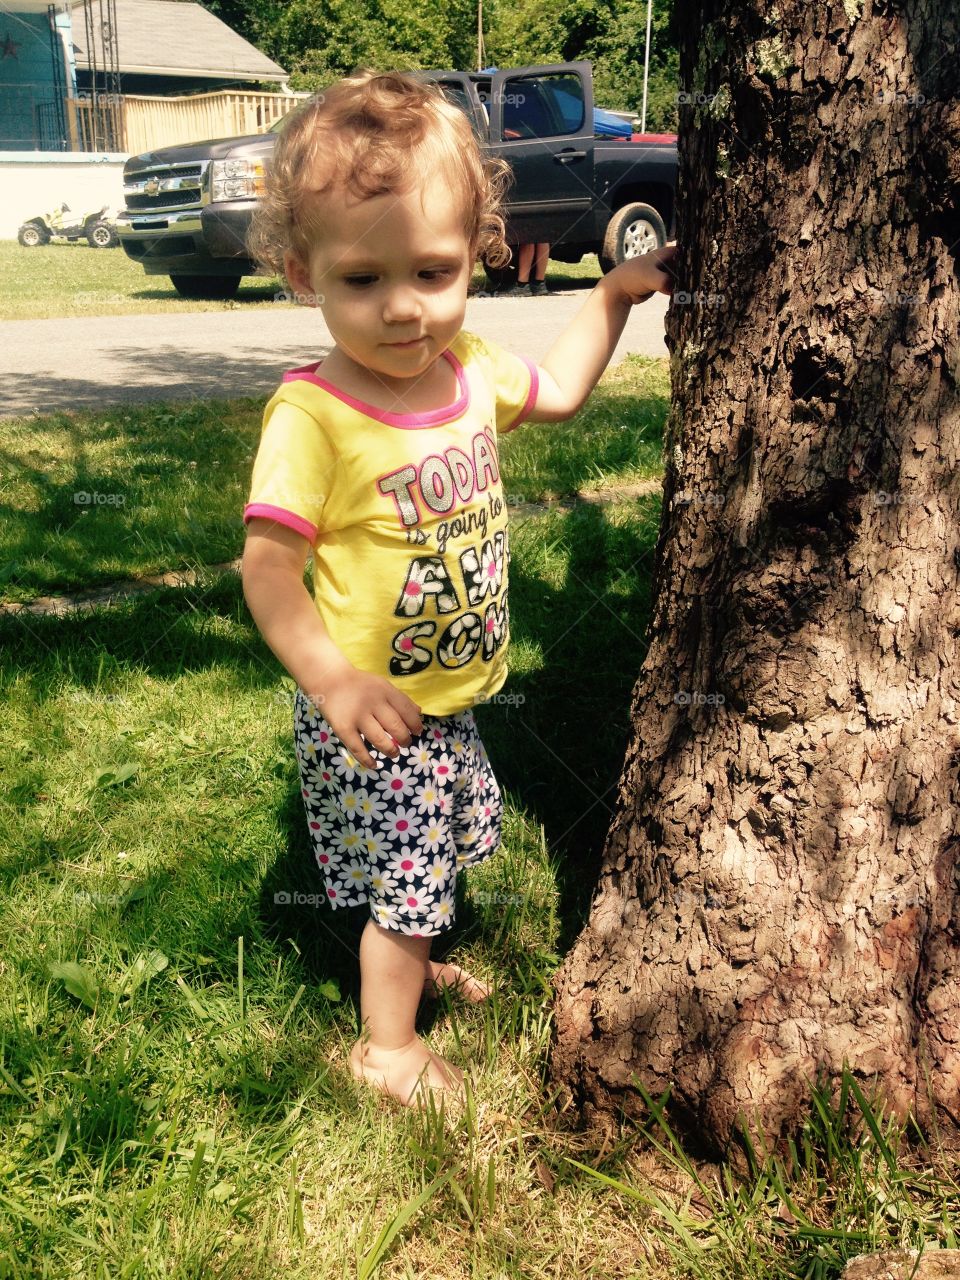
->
xmin=504 ymin=357 xmax=539 ymax=431
xmin=243 ymin=503 xmax=317 ymax=542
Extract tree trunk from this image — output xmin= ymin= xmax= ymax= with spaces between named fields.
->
xmin=550 ymin=0 xmax=960 ymax=1156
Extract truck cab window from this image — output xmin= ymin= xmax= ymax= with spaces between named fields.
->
xmin=500 ymin=74 xmax=585 ymax=140
xmin=436 ymin=81 xmax=486 ymax=139
xmin=437 ymin=82 xmax=471 ymax=116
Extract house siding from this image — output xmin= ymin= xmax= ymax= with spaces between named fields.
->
xmin=0 ymin=11 xmax=64 ymax=150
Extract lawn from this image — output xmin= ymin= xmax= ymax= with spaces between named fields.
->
xmin=4 ymin=549 xmax=958 ymax=1278
xmin=1 ymin=277 xmax=958 ymax=1277
xmin=0 ymin=239 xmax=603 ymax=321
xmin=0 ymin=356 xmax=669 ymax=603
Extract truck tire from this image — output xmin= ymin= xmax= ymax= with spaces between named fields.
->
xmin=18 ymin=221 xmax=49 ymax=247
xmin=86 ymin=220 xmax=119 ymax=249
xmin=170 ymin=274 xmax=242 ymax=300
xmin=598 ymin=203 xmax=667 ymax=274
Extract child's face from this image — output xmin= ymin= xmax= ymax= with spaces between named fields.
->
xmin=285 ymin=178 xmax=473 ymax=392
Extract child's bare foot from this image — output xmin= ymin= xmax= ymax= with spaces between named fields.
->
xmin=349 ymin=1034 xmax=465 ymax=1109
xmin=422 ymin=960 xmax=491 ymax=1003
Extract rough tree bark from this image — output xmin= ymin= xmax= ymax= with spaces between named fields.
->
xmin=550 ymin=0 xmax=960 ymax=1156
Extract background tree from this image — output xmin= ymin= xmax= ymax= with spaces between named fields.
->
xmin=549 ymin=0 xmax=960 ymax=1159
xmin=486 ymin=0 xmax=680 ymax=128
xmin=198 ymin=0 xmax=682 ymax=128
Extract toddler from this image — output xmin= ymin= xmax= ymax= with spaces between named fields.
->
xmin=241 ymin=70 xmax=676 ymax=1110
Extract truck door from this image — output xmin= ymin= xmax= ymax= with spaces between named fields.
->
xmin=419 ymin=71 xmax=488 ymax=138
xmin=488 ymin=62 xmax=595 ymax=246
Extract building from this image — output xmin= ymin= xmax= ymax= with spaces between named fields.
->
xmin=70 ymin=0 xmax=287 ymax=98
xmin=0 ymin=0 xmax=288 ymax=152
xmin=0 ymin=0 xmax=293 ymax=237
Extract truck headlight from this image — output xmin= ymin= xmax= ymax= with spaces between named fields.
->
xmin=210 ymin=159 xmax=265 ymax=203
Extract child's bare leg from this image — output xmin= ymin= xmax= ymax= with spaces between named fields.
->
xmin=350 ymin=919 xmax=464 ymax=1106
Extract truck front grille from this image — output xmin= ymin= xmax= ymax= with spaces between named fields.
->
xmin=123 ymin=162 xmax=206 ymax=215
xmin=126 ymin=188 xmax=201 ymax=210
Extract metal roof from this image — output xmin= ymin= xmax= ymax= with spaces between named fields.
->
xmin=70 ymin=0 xmax=288 ymax=82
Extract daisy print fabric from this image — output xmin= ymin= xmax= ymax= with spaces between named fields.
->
xmin=293 ymin=689 xmax=504 ymax=936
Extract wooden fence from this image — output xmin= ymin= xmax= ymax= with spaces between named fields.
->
xmin=68 ymin=89 xmax=310 ymax=154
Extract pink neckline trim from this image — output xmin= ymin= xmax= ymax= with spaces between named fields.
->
xmin=282 ymin=348 xmax=469 ymax=429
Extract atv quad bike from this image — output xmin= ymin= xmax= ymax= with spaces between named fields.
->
xmin=17 ymin=203 xmax=119 ymax=249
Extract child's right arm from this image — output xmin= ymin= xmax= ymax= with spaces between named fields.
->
xmin=242 ymin=519 xmax=423 ymax=768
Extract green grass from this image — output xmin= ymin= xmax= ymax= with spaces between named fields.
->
xmin=0 ymin=240 xmax=286 ymax=321
xmin=0 ymin=355 xmax=669 ymax=602
xmin=2 ymin=518 xmax=958 ymax=1277
xmin=0 ymin=398 xmax=257 ymax=601
xmin=1 ymin=328 xmax=957 ymax=1275
xmin=0 ymin=240 xmax=603 ymax=321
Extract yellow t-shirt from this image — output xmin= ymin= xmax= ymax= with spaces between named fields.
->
xmin=244 ymin=330 xmax=538 ymax=716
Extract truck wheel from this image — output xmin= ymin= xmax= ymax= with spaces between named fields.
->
xmin=170 ymin=274 xmax=242 ymax=300
xmin=598 ymin=203 xmax=667 ymax=273
xmin=18 ymin=222 xmax=49 ymax=247
xmin=481 ymin=255 xmax=519 ymax=294
xmin=87 ymin=221 xmax=119 ymax=249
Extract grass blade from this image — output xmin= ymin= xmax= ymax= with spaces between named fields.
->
xmin=357 ymin=1172 xmax=452 ymax=1280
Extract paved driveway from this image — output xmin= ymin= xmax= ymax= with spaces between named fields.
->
xmin=1 ymin=289 xmax=669 ymax=417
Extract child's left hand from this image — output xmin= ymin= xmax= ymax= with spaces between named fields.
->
xmin=610 ymin=242 xmax=679 ymax=304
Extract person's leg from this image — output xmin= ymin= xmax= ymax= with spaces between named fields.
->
xmin=349 ymin=919 xmax=465 ymax=1106
xmin=516 ymin=241 xmax=534 ymax=284
xmin=533 ymin=241 xmax=549 ymax=281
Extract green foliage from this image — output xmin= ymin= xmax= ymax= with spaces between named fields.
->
xmin=197 ymin=0 xmax=681 ymax=129
xmin=485 ymin=0 xmax=680 ymax=128
xmin=199 ymin=0 xmax=477 ymax=86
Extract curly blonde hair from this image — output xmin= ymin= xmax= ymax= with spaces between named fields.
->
xmin=248 ymin=69 xmax=512 ymax=278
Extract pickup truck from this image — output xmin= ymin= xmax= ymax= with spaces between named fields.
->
xmin=117 ymin=61 xmax=677 ymax=299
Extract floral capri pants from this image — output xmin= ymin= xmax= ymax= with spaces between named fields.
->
xmin=292 ymin=688 xmax=504 ymax=936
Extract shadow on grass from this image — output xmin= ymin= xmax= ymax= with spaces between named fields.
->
xmin=0 ymin=370 xmax=667 ymax=599
xmin=0 ymin=491 xmax=660 ymax=990
xmin=127 ymin=284 xmax=283 ymax=304
xmin=469 ymin=498 xmax=660 ymax=953
xmin=0 ymin=399 xmax=263 ymax=600
xmin=1 ymin=338 xmax=321 ymax=418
